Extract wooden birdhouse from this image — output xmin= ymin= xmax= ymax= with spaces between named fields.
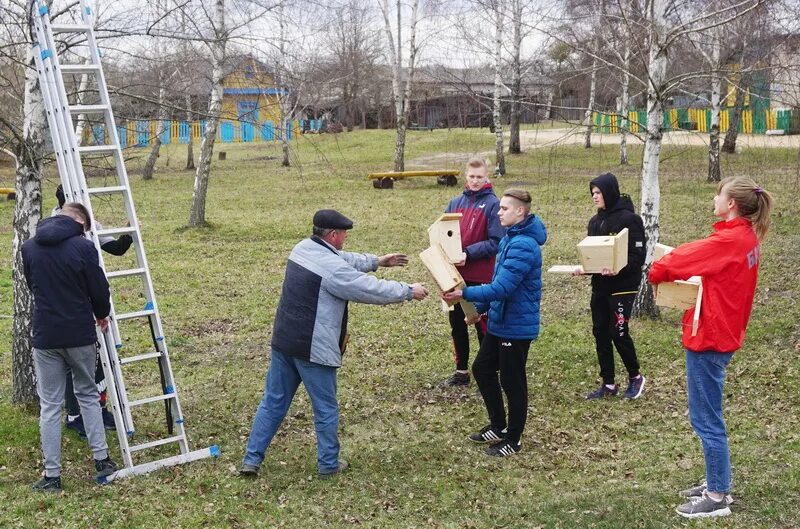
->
xmin=577 ymin=228 xmax=628 ymax=274
xmin=428 ymin=213 xmax=466 ymax=264
xmin=419 ymin=242 xmax=478 ymax=319
xmin=653 ymin=243 xmax=673 ymax=262
xmin=653 ymin=243 xmax=703 ymax=336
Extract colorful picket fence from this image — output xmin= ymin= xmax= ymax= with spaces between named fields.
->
xmin=84 ymin=119 xmax=324 ymax=148
xmin=592 ymin=108 xmax=798 ymax=135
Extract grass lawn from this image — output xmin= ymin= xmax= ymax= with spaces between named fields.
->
xmin=0 ymin=129 xmax=798 ymax=528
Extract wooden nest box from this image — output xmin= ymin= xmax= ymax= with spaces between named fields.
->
xmin=577 ymin=227 xmax=628 ymax=274
xmin=653 ymin=243 xmax=703 ymax=336
xmin=419 ymin=242 xmax=477 ymax=319
xmin=428 ymin=213 xmax=466 ymax=264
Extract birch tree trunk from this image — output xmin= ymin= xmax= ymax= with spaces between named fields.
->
xmin=278 ymin=1 xmax=291 ymax=167
xmin=633 ymin=0 xmax=669 ymax=318
xmin=188 ymin=0 xmax=225 ymax=227
xmin=544 ymin=89 xmax=554 ymax=120
xmin=508 ymin=0 xmax=522 ymax=155
xmin=722 ymin=84 xmax=744 ymax=154
xmin=619 ymin=43 xmax=630 ymax=165
xmin=584 ymin=55 xmax=597 ymax=149
xmin=185 ymin=92 xmax=195 ymax=170
xmin=12 ymin=44 xmax=47 ymax=405
xmin=381 ymin=0 xmax=419 ymax=172
xmin=74 ymin=73 xmax=90 ymax=145
xmin=708 ymin=34 xmax=722 ymax=182
xmin=492 ymin=0 xmax=505 ymax=175
xmin=142 ymin=87 xmax=167 ymax=180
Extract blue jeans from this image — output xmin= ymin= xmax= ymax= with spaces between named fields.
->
xmin=686 ymin=349 xmax=733 ymax=493
xmin=243 ymin=349 xmax=341 ymax=473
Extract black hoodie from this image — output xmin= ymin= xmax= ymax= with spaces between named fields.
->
xmin=22 ymin=215 xmax=111 ymax=348
xmin=587 ymin=173 xmax=646 ymax=293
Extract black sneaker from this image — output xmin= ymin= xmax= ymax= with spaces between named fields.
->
xmin=94 ymin=457 xmax=118 ymax=484
xmin=319 ymin=459 xmax=350 ymax=479
xmin=101 ymin=408 xmax=117 ymax=431
xmin=239 ymin=463 xmax=259 ymax=477
xmin=442 ymin=372 xmax=470 ymax=387
xmin=468 ymin=425 xmax=507 ymax=444
xmin=623 ymin=375 xmax=646 ymax=400
xmin=485 ymin=440 xmax=522 ymax=457
xmin=65 ymin=415 xmax=87 ymax=439
xmin=586 ymin=384 xmax=619 ymax=400
xmin=676 ymin=491 xmax=731 ymax=518
xmin=31 ymin=475 xmax=62 ymax=493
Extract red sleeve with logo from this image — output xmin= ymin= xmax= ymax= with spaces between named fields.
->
xmin=649 ymin=219 xmax=760 ymax=353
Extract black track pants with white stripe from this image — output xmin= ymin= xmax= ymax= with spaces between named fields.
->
xmin=472 ymin=333 xmax=531 ymax=445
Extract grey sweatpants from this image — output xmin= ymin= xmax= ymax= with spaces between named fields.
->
xmin=34 ymin=345 xmax=109 ymax=477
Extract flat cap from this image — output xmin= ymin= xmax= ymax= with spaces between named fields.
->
xmin=313 ymin=209 xmax=354 ymax=230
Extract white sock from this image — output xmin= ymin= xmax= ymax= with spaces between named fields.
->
xmin=605 ymin=384 xmax=616 ymax=390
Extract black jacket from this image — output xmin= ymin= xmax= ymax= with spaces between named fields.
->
xmin=22 ymin=215 xmax=110 ymax=348
xmin=587 ymin=173 xmax=646 ymax=293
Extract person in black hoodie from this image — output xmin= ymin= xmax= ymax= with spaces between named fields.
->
xmin=22 ymin=203 xmax=118 ymax=492
xmin=575 ymin=173 xmax=647 ymax=400
xmin=53 ymin=185 xmax=133 ymax=438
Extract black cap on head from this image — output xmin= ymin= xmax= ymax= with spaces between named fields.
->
xmin=313 ymin=209 xmax=354 ymax=230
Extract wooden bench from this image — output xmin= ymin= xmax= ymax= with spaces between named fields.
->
xmin=0 ymin=187 xmax=16 ymax=200
xmin=367 ymin=170 xmax=460 ymax=189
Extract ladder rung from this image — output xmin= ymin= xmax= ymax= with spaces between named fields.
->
xmin=61 ymin=64 xmax=100 ymax=75
xmin=96 ymin=226 xmax=136 ymax=237
xmin=129 ymin=435 xmax=185 ymax=453
xmin=120 ymin=351 xmax=162 ymax=365
xmin=106 ymin=267 xmax=145 ymax=279
xmin=79 ymin=145 xmax=118 ymax=155
xmin=129 ymin=393 xmax=176 ymax=407
xmin=69 ymin=104 xmax=109 ymax=115
xmin=51 ymin=23 xmax=91 ymax=33
xmin=88 ymin=185 xmax=127 ymax=195
xmin=115 ymin=309 xmax=156 ymax=321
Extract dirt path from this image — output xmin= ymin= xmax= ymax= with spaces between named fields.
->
xmin=406 ymin=127 xmax=799 ymax=169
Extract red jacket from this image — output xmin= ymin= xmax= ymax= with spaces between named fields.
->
xmin=445 ymin=184 xmax=503 ymax=283
xmin=648 ymin=217 xmax=761 ymax=353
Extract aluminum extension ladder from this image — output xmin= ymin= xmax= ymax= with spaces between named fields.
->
xmin=31 ymin=0 xmax=218 ymax=480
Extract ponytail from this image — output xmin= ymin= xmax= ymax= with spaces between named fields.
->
xmin=717 ymin=176 xmax=773 ymax=241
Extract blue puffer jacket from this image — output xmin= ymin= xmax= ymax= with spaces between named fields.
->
xmin=462 ymin=214 xmax=547 ymax=340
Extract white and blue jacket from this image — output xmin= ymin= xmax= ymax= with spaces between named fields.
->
xmin=271 ymin=237 xmax=413 ymax=367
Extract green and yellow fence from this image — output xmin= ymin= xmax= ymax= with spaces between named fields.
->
xmin=592 ymin=108 xmax=798 ymax=135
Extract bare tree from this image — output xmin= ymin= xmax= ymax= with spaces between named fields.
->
xmin=188 ymin=0 xmax=226 ymax=227
xmin=379 ymin=0 xmax=421 ymax=172
xmin=491 ymin=0 xmax=506 ymax=175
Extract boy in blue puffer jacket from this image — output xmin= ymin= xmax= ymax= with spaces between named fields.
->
xmin=443 ymin=188 xmax=547 ymax=457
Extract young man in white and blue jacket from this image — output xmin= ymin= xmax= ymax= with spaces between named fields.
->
xmin=241 ymin=209 xmax=429 ymax=478
xmin=443 ymin=189 xmax=547 ymax=457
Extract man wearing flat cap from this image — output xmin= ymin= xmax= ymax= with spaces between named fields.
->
xmin=241 ymin=209 xmax=428 ymax=478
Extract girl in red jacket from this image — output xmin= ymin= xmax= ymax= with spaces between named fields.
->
xmin=649 ymin=176 xmax=773 ymax=519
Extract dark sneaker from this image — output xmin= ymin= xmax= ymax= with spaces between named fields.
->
xmin=485 ymin=440 xmax=522 ymax=457
xmin=239 ymin=463 xmax=259 ymax=477
xmin=94 ymin=457 xmax=118 ymax=485
xmin=101 ymin=408 xmax=117 ymax=431
xmin=623 ymin=375 xmax=646 ymax=399
xmin=31 ymin=475 xmax=62 ymax=493
xmin=679 ymin=480 xmax=734 ymax=504
xmin=676 ymin=491 xmax=731 ymax=518
xmin=442 ymin=372 xmax=470 ymax=387
xmin=586 ymin=384 xmax=619 ymax=400
xmin=66 ymin=415 xmax=87 ymax=439
xmin=468 ymin=425 xmax=507 ymax=444
xmin=319 ymin=459 xmax=350 ymax=479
